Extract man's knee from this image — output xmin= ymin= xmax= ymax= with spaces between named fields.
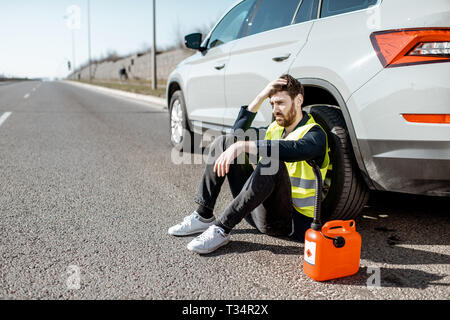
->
xmin=250 ymin=219 xmax=286 ymax=236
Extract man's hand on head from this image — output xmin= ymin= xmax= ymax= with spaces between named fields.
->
xmin=261 ymin=78 xmax=288 ymax=100
xmin=248 ymin=77 xmax=288 ymax=113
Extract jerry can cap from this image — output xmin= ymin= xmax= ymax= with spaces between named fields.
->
xmin=333 ymin=236 xmax=345 ymax=248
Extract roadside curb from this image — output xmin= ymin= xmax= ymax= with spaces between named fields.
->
xmin=62 ymin=80 xmax=167 ymax=109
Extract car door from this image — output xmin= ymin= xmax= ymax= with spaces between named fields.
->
xmin=185 ymin=0 xmax=254 ymax=127
xmin=223 ymin=0 xmax=319 ymax=128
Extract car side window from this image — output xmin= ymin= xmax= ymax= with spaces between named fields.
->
xmin=243 ymin=0 xmax=301 ymax=37
xmin=294 ymin=0 xmax=319 ymax=24
xmin=207 ymin=0 xmax=255 ymax=50
xmin=320 ymin=0 xmax=378 ymax=18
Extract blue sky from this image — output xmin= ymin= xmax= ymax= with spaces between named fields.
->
xmin=0 ymin=0 xmax=237 ymax=79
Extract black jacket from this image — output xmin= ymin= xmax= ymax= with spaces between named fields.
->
xmin=231 ymin=105 xmax=326 ymax=166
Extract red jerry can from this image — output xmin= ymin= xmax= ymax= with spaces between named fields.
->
xmin=303 ymin=220 xmax=361 ymax=281
xmin=302 ymin=162 xmax=361 ymax=281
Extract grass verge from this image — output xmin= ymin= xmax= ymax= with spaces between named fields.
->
xmin=76 ymin=79 xmax=166 ymax=98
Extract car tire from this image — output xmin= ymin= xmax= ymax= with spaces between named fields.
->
xmin=308 ymin=105 xmax=370 ymax=221
xmin=169 ymin=90 xmax=194 ymax=152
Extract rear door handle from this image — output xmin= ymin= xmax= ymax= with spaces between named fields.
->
xmin=214 ymin=63 xmax=225 ymax=70
xmin=272 ymin=53 xmax=291 ymax=62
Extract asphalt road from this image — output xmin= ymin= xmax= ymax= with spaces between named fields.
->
xmin=0 ymin=80 xmax=448 ymax=300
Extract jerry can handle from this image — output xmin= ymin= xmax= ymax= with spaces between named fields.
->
xmin=321 ymin=220 xmax=356 ymax=235
xmin=320 ymin=220 xmax=356 ymax=248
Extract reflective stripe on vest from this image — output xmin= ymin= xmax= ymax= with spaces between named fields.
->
xmin=290 ymin=177 xmax=316 ymax=190
xmin=264 ymin=114 xmax=329 ymax=218
xmin=292 ymin=196 xmax=316 ymax=208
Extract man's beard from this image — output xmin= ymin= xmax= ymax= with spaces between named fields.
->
xmin=275 ymin=102 xmax=298 ymax=127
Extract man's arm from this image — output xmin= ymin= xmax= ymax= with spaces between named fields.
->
xmin=233 ymin=126 xmax=326 ymax=162
xmin=214 ymin=127 xmax=326 ymax=177
xmin=213 ymin=140 xmax=257 ymax=177
xmin=232 ymin=78 xmax=288 ymax=132
xmin=256 ymin=126 xmax=327 ymax=164
xmin=248 ymin=78 xmax=287 ymax=113
xmin=231 ymin=106 xmax=257 ymax=132
xmin=215 ymin=78 xmax=288 ymax=177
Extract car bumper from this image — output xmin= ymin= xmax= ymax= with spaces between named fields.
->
xmin=359 ymin=139 xmax=450 ymax=196
xmin=347 ymin=62 xmax=450 ymax=196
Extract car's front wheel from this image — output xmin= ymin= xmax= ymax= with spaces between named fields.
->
xmin=308 ymin=105 xmax=370 ymax=221
xmin=169 ymin=90 xmax=192 ymax=151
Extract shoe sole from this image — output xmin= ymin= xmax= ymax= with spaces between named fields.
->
xmin=168 ymin=224 xmax=215 ymax=236
xmin=167 ymin=223 xmax=214 ymax=237
xmin=187 ymin=238 xmax=231 ymax=254
xmin=168 ymin=229 xmax=206 ymax=236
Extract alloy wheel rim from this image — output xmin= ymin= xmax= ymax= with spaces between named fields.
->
xmin=171 ymin=100 xmax=183 ymax=144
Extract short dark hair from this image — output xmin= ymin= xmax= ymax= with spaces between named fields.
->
xmin=270 ymin=74 xmax=304 ymax=101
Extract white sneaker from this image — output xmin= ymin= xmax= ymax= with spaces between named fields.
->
xmin=168 ymin=212 xmax=215 ymax=236
xmin=187 ymin=225 xmax=231 ymax=254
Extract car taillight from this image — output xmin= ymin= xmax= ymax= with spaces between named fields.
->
xmin=370 ymin=28 xmax=450 ymax=68
xmin=409 ymin=42 xmax=450 ymax=56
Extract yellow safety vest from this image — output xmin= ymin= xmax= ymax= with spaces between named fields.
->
xmin=264 ymin=114 xmax=329 ymax=218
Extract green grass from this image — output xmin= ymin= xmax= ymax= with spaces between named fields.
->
xmin=76 ymin=79 xmax=167 ymax=98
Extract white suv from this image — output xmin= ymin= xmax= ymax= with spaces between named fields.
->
xmin=166 ymin=0 xmax=450 ymax=220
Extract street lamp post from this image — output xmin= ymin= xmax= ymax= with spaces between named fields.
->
xmin=65 ymin=5 xmax=81 ymax=78
xmin=71 ymin=29 xmax=76 ymax=75
xmin=87 ymin=0 xmax=92 ymax=81
xmin=151 ymin=0 xmax=157 ymax=90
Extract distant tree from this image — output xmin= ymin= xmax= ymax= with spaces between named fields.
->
xmin=104 ymin=49 xmax=120 ymax=62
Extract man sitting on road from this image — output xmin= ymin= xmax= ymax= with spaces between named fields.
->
xmin=168 ymin=74 xmax=329 ymax=254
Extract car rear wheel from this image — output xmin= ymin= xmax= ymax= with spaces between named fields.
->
xmin=307 ymin=105 xmax=370 ymax=221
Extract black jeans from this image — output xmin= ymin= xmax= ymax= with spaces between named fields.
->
xmin=194 ymin=134 xmax=312 ymax=240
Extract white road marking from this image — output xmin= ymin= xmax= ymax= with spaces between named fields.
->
xmin=0 ymin=112 xmax=12 ymax=128
xmin=24 ymin=93 xmax=30 ymax=99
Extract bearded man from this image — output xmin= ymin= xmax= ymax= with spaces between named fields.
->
xmin=168 ymin=74 xmax=329 ymax=254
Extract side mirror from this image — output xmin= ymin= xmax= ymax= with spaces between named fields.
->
xmin=184 ymin=33 xmax=205 ymax=52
